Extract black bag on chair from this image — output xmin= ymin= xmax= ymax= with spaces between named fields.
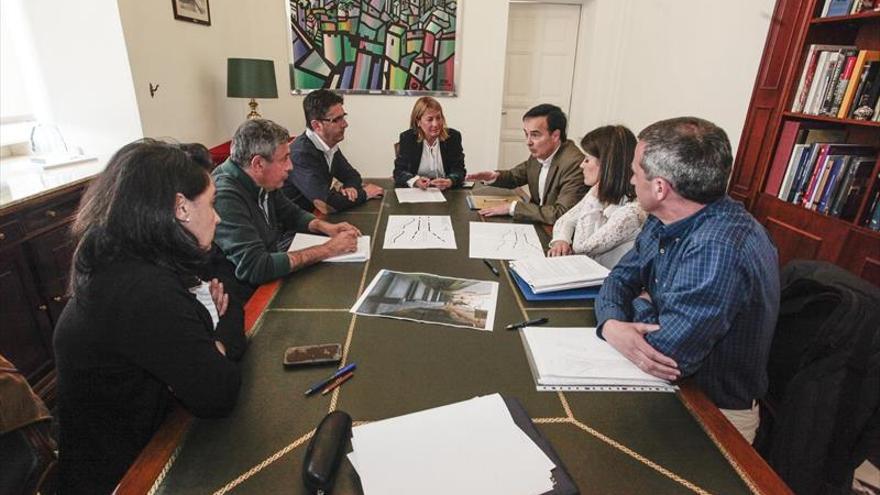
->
xmin=754 ymin=260 xmax=880 ymax=495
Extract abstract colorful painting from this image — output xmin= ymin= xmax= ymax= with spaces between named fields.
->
xmin=288 ymin=0 xmax=458 ymax=94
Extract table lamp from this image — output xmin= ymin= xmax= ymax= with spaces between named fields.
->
xmin=227 ymin=58 xmax=278 ymax=120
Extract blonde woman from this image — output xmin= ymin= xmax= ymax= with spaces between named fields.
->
xmin=393 ymin=96 xmax=466 ymax=190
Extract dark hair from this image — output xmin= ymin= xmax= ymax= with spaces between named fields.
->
xmin=70 ymin=139 xmax=211 ymax=294
xmin=637 ymin=117 xmax=732 ymax=204
xmin=303 ymin=89 xmax=344 ymax=130
xmin=179 ymin=142 xmax=214 ymax=171
xmin=581 ymin=125 xmax=637 ymax=204
xmin=523 ymin=104 xmax=568 ymax=142
xmin=229 ymin=119 xmax=290 ymax=168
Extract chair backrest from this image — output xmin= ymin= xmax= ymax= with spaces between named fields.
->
xmin=754 ymin=260 xmax=880 ymax=495
xmin=393 ymin=142 xmax=400 ymax=158
xmin=0 ymin=355 xmax=57 ymax=495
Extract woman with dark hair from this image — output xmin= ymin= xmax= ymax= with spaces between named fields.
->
xmin=54 ymin=139 xmax=243 ymax=494
xmin=548 ymin=125 xmax=645 ymax=268
xmin=393 ymin=96 xmax=466 ymax=190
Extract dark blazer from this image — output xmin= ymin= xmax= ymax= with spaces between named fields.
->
xmin=283 ymin=132 xmax=367 ymax=212
xmin=393 ymin=128 xmax=466 ymax=188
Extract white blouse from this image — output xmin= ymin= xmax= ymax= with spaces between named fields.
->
xmin=417 ymin=140 xmax=445 ymax=179
xmin=551 ymin=188 xmax=646 ymax=261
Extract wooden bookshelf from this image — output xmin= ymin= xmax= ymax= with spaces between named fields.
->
xmin=731 ymin=0 xmax=880 ymax=286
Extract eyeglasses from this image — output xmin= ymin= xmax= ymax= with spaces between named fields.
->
xmin=319 ymin=113 xmax=348 ymax=125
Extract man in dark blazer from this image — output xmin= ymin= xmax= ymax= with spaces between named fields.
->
xmin=283 ymin=89 xmax=383 ymax=214
xmin=467 ymin=104 xmax=586 ymax=225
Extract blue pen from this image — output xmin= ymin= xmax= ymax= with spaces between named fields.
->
xmin=304 ymin=363 xmax=357 ymax=396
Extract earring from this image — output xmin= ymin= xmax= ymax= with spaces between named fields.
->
xmin=181 ymin=217 xmax=191 ymax=223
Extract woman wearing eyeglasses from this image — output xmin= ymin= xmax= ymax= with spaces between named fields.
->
xmin=393 ymin=96 xmax=467 ymax=190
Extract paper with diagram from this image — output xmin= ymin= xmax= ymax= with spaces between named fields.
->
xmin=468 ymin=222 xmax=544 ymax=260
xmin=383 ymin=215 xmax=456 ymax=249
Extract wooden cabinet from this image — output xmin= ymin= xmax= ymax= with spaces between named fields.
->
xmin=732 ymin=0 xmax=880 ymax=286
xmin=0 ymin=181 xmax=88 ymax=405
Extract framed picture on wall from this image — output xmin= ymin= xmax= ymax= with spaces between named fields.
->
xmin=172 ymin=0 xmax=211 ymax=26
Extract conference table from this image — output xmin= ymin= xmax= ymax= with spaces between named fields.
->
xmin=118 ymin=181 xmax=791 ymax=494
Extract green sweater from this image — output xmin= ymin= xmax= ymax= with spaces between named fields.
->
xmin=212 ymin=159 xmax=315 ymax=286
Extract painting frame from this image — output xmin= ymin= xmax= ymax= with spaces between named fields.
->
xmin=172 ymin=0 xmax=211 ymax=26
xmin=286 ymin=0 xmax=463 ymax=96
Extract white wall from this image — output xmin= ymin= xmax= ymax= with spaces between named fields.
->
xmin=8 ymin=0 xmax=143 ymax=160
xmin=570 ymin=0 xmax=775 ymax=155
xmin=115 ymin=0 xmax=773 ymax=177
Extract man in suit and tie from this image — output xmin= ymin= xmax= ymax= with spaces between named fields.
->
xmin=467 ymin=104 xmax=586 ymax=225
xmin=283 ymin=89 xmax=384 ymax=214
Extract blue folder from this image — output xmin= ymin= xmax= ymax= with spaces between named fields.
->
xmin=509 ymin=268 xmax=600 ymax=301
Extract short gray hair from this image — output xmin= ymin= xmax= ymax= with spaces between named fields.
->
xmin=637 ymin=117 xmax=732 ymax=204
xmin=230 ymin=119 xmax=289 ymax=168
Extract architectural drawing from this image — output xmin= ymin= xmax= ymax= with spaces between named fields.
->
xmin=383 ymin=215 xmax=456 ymax=249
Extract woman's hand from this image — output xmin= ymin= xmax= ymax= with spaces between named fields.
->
xmin=209 ymin=278 xmax=229 ymax=317
xmin=414 ymin=177 xmax=431 ymax=189
xmin=430 ymin=178 xmax=453 ymax=190
xmin=547 ymin=240 xmax=573 ymax=257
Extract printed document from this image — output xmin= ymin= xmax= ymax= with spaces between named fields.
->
xmin=395 ymin=187 xmax=447 ymax=203
xmin=468 ymin=222 xmax=543 ymax=260
xmin=288 ymin=233 xmax=371 ymax=262
xmin=383 ymin=215 xmax=456 ymax=249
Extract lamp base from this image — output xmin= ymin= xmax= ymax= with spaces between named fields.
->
xmin=246 ymin=98 xmax=262 ymax=120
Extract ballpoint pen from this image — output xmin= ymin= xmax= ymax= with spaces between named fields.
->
xmin=320 ymin=371 xmax=354 ymax=395
xmin=304 ymin=363 xmax=357 ymax=396
xmin=506 ymin=317 xmax=549 ymax=330
xmin=482 ymin=259 xmax=500 ymax=276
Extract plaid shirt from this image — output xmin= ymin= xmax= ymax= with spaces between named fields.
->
xmin=596 ymin=196 xmax=779 ymax=409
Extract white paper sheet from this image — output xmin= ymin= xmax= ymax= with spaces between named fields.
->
xmin=394 ymin=187 xmax=447 ymax=203
xmin=383 ymin=215 xmax=456 ymax=249
xmin=468 ymin=222 xmax=544 ymax=260
xmin=287 ymin=233 xmax=371 ymax=262
xmin=521 ymin=327 xmax=674 ymax=390
xmin=349 ymin=394 xmax=554 ymax=495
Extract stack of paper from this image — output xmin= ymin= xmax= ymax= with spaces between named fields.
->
xmin=509 ymin=255 xmax=608 ymax=293
xmin=466 ymin=194 xmax=520 ymax=210
xmin=287 ymin=233 xmax=371 ymax=262
xmin=395 ymin=187 xmax=447 ymax=203
xmin=348 ymin=394 xmax=556 ymax=495
xmin=521 ymin=327 xmax=675 ymax=391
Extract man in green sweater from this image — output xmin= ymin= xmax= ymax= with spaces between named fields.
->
xmin=213 ymin=119 xmax=359 ymax=298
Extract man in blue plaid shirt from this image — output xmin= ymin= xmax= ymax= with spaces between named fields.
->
xmin=596 ymin=116 xmax=779 ymax=443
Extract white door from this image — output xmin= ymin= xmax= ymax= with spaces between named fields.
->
xmin=499 ymin=2 xmax=581 ymax=169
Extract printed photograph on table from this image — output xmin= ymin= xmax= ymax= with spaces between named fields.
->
xmin=351 ymin=270 xmax=499 ymax=331
xmin=172 ymin=0 xmax=211 ymax=25
xmin=287 ymin=0 xmax=459 ymax=94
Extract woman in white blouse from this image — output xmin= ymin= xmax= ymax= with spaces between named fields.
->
xmin=393 ymin=97 xmax=467 ymax=190
xmin=548 ymin=125 xmax=645 ymax=268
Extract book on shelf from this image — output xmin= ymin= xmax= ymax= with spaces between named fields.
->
xmin=801 ymin=144 xmax=874 ymax=209
xmin=816 ymin=156 xmax=849 ymax=213
xmin=838 ymin=50 xmax=880 ymax=118
xmin=823 ymin=0 xmax=855 ymax=17
xmin=833 ymin=156 xmax=879 ymax=219
xmin=827 ymin=54 xmax=859 ymax=116
xmin=849 ymin=62 xmax=880 ymax=119
xmin=782 ymin=129 xmax=848 ymax=203
xmin=792 ymin=45 xmax=856 ymax=113
xmin=863 ymin=175 xmax=880 ymax=230
xmin=819 ymin=50 xmax=858 ymax=116
xmin=765 ymin=121 xmax=839 ymax=196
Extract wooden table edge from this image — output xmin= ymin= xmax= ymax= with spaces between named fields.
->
xmin=678 ymin=382 xmax=793 ymax=495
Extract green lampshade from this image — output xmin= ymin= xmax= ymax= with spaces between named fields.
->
xmin=227 ymin=58 xmax=278 ymax=98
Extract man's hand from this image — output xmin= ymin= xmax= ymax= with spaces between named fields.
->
xmin=323 ymin=229 xmax=358 ymax=256
xmin=478 ymin=203 xmax=512 ymax=217
xmin=413 ymin=177 xmax=431 ymax=190
xmin=547 ymin=240 xmax=573 ymax=257
xmin=311 ymin=219 xmax=361 ymax=236
xmin=363 ymin=183 xmax=384 ymax=199
xmin=208 ymin=278 xmax=229 ymax=317
xmin=601 ymin=319 xmax=680 ymax=381
xmin=430 ymin=178 xmax=453 ymax=191
xmin=466 ymin=170 xmax=499 ymax=182
xmin=341 ymin=187 xmax=358 ymax=202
